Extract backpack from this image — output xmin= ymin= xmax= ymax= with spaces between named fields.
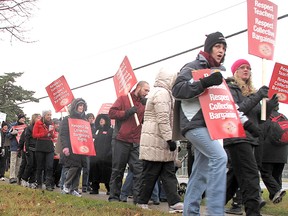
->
xmin=268 ymin=114 xmax=288 ymax=146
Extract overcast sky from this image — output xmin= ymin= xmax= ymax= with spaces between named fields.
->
xmin=0 ymin=0 xmax=287 ymax=119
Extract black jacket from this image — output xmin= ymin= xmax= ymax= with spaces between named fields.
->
xmin=60 ymin=98 xmax=88 ymax=168
xmin=261 ymin=110 xmax=288 ymax=163
xmin=172 ymin=52 xmax=226 ymax=135
xmin=25 ymin=124 xmax=37 ymax=152
xmin=224 ymin=78 xmax=264 ymax=146
xmin=90 ymin=114 xmax=113 ymax=163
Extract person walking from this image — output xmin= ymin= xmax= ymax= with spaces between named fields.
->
xmin=224 ymin=58 xmax=279 ymax=216
xmin=0 ymin=121 xmax=9 ymax=181
xmin=60 ymin=98 xmax=89 ymax=197
xmin=136 ymin=68 xmax=183 ymax=213
xmin=259 ymin=107 xmax=287 ymax=204
xmin=81 ymin=113 xmax=95 ymax=193
xmin=7 ymin=113 xmax=27 ymax=184
xmin=20 ymin=113 xmax=41 ymax=188
xmin=108 ymin=81 xmax=150 ymax=204
xmin=172 ymin=31 xmax=228 ymax=216
xmin=33 ymin=110 xmax=56 ymax=191
xmin=89 ymin=114 xmax=113 ymax=195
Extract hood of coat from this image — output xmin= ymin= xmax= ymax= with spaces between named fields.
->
xmin=153 ymin=68 xmax=178 ymax=91
xmin=95 ymin=114 xmax=111 ymax=130
xmin=69 ymin=98 xmax=87 ymax=118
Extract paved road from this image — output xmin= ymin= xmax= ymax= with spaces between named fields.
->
xmin=78 ymin=190 xmax=274 ymax=216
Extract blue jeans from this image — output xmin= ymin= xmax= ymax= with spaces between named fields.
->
xmin=59 ymin=167 xmax=68 ymax=190
xmin=183 ymin=128 xmax=227 ymax=216
xmin=120 ymin=168 xmax=133 ymax=200
xmin=151 ymin=181 xmax=159 ymax=202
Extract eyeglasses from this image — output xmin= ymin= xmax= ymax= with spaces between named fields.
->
xmin=238 ymin=65 xmax=251 ymax=71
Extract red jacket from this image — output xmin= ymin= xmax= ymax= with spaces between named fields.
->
xmin=32 ymin=120 xmax=55 ymax=140
xmin=109 ymin=91 xmax=145 ymax=144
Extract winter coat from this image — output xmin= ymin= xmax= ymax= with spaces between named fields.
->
xmin=261 ymin=110 xmax=288 ymax=163
xmin=224 ymin=77 xmax=265 ymax=146
xmin=139 ymin=69 xmax=178 ymax=162
xmin=7 ymin=121 xmax=27 ymax=151
xmin=172 ymin=52 xmax=226 ymax=136
xmin=0 ymin=130 xmax=7 ymax=149
xmin=59 ymin=98 xmax=88 ymax=168
xmin=18 ymin=128 xmax=26 ymax=151
xmin=90 ymin=114 xmax=113 ymax=163
xmin=25 ymin=124 xmax=37 ymax=152
xmin=109 ymin=89 xmax=145 ymax=144
xmin=33 ymin=119 xmax=55 ymax=152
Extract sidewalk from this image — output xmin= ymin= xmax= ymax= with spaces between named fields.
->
xmin=71 ymin=189 xmax=263 ymax=216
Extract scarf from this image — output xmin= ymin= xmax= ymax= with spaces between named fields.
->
xmin=199 ymin=51 xmax=221 ymax=67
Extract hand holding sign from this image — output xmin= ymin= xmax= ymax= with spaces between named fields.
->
xmin=200 ymin=72 xmax=223 ymax=88
xmin=113 ymin=56 xmax=139 ymax=126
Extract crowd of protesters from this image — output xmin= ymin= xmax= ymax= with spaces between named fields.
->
xmin=0 ymin=31 xmax=288 ymax=215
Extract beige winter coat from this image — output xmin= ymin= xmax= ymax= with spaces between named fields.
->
xmin=139 ymin=69 xmax=178 ymax=162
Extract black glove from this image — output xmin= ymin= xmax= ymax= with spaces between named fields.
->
xmin=125 ymin=106 xmax=137 ymax=118
xmin=25 ymin=150 xmax=30 ymax=157
xmin=167 ymin=140 xmax=177 ymax=151
xmin=0 ymin=148 xmax=3 ymax=157
xmin=257 ymin=85 xmax=269 ymax=99
xmin=243 ymin=120 xmax=260 ymax=137
xmin=140 ymin=97 xmax=148 ymax=105
xmin=266 ymin=94 xmax=279 ymax=113
xmin=200 ymin=72 xmax=223 ymax=88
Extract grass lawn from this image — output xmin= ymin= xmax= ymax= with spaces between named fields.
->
xmin=0 ymin=181 xmax=288 ymax=216
xmin=0 ymin=182 xmax=174 ymax=216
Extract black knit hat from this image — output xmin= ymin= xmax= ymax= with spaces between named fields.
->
xmin=1 ymin=121 xmax=8 ymax=128
xmin=204 ymin=31 xmax=226 ymax=53
xmin=17 ymin=113 xmax=26 ymax=120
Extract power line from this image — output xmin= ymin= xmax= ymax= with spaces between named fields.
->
xmin=2 ymin=14 xmax=288 ymax=109
xmin=84 ymin=1 xmax=246 ymax=59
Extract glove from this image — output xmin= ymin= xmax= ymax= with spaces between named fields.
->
xmin=140 ymin=97 xmax=148 ymax=105
xmin=167 ymin=140 xmax=177 ymax=151
xmin=125 ymin=106 xmax=137 ymax=118
xmin=199 ymin=72 xmax=223 ymax=89
xmin=17 ymin=150 xmax=22 ymax=158
xmin=257 ymin=85 xmax=269 ymax=99
xmin=25 ymin=150 xmax=30 ymax=157
xmin=63 ymin=147 xmax=70 ymax=156
xmin=0 ymin=148 xmax=4 ymax=157
xmin=10 ymin=129 xmax=18 ymax=135
xmin=266 ymin=94 xmax=279 ymax=114
xmin=243 ymin=120 xmax=260 ymax=137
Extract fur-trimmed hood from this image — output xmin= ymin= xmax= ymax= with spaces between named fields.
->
xmin=69 ymin=98 xmax=87 ymax=119
xmin=95 ymin=114 xmax=111 ymax=130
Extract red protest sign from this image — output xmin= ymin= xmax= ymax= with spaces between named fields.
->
xmin=68 ymin=118 xmax=95 ymax=156
xmin=97 ymin=103 xmax=115 ymax=127
xmin=46 ymin=75 xmax=74 ymax=113
xmin=97 ymin=103 xmax=113 ymax=115
xmin=113 ymin=56 xmax=137 ymax=97
xmin=247 ymin=0 xmax=278 ymax=60
xmin=268 ymin=62 xmax=288 ymax=104
xmin=12 ymin=124 xmax=27 ymax=143
xmin=192 ymin=69 xmax=246 ymax=140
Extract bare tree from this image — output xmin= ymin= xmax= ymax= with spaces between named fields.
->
xmin=0 ymin=0 xmax=38 ymax=43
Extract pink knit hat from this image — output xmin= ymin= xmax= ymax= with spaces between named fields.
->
xmin=231 ymin=59 xmax=251 ymax=75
